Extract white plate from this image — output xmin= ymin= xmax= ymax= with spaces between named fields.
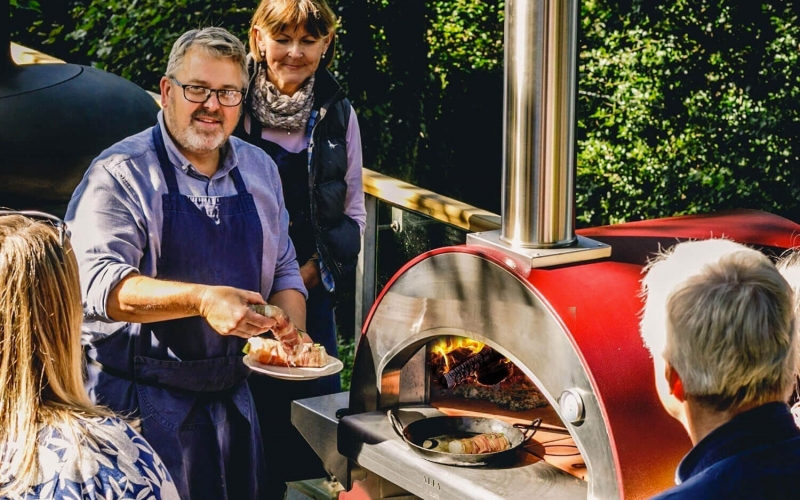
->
xmin=243 ymin=354 xmax=344 ymax=381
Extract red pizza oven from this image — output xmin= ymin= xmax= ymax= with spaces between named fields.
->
xmin=305 ymin=210 xmax=796 ymax=500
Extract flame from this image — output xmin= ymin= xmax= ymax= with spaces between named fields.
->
xmin=430 ymin=336 xmax=485 ymax=371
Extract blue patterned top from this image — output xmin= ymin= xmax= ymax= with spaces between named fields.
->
xmin=1 ymin=417 xmax=180 ymax=500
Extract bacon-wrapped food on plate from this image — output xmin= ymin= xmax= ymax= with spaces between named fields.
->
xmin=248 ymin=304 xmax=304 ymax=362
xmin=244 ymin=337 xmax=328 ymax=368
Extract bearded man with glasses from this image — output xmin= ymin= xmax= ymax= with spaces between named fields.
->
xmin=65 ymin=27 xmax=310 ymax=500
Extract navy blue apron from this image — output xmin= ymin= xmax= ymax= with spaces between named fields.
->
xmin=85 ymin=125 xmax=267 ymax=499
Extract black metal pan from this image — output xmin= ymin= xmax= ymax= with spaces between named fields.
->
xmin=388 ymin=410 xmax=541 ymax=466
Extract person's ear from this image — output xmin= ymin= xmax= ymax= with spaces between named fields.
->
xmin=666 ymin=362 xmax=685 ymax=402
xmin=160 ymin=76 xmax=171 ymax=108
xmin=253 ymin=27 xmax=266 ymax=57
xmin=323 ymin=34 xmax=332 ymax=54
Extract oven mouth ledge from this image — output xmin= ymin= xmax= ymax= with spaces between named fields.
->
xmin=335 ymin=404 xmax=589 ymax=500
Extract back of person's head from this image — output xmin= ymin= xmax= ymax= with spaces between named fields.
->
xmin=250 ymin=0 xmax=337 ymax=66
xmin=0 ymin=214 xmax=98 ymax=494
xmin=165 ymin=27 xmax=249 ymax=89
xmin=641 ymin=239 xmax=797 ymax=413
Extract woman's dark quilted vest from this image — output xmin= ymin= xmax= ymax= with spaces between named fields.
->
xmin=235 ymin=66 xmax=359 ymax=291
xmin=252 ymin=136 xmax=317 ymax=263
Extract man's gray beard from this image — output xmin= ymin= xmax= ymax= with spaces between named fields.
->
xmin=164 ymin=104 xmax=227 ymax=156
xmin=176 ymin=125 xmax=226 ymax=154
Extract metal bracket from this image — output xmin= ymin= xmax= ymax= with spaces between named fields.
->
xmin=466 ymin=230 xmax=611 ymax=274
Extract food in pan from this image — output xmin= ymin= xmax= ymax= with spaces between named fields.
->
xmin=249 ymin=304 xmax=304 ymax=361
xmin=422 ymin=439 xmax=440 ymax=449
xmin=417 ymin=435 xmax=450 ymax=452
xmin=245 ymin=337 xmax=328 ymax=368
xmin=417 ymin=432 xmax=513 ymax=455
xmin=447 ymin=433 xmax=511 ymax=454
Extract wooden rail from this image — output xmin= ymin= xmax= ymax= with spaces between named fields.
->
xmin=357 ymin=169 xmax=501 ymax=332
xmin=362 ymin=168 xmax=500 ymax=232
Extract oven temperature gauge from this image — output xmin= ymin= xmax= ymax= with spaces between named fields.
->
xmin=559 ymin=388 xmax=585 ymax=424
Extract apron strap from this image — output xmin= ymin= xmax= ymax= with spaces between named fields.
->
xmin=229 ymin=167 xmax=247 ymax=194
xmin=151 ymin=125 xmax=180 ymax=193
xmin=86 ymin=355 xmax=160 ymax=389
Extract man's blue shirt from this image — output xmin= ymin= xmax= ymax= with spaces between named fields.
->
xmin=651 ymin=402 xmax=800 ymax=499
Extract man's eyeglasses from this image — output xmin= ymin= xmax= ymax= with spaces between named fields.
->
xmin=169 ymin=77 xmax=246 ymax=107
xmin=0 ymin=210 xmax=70 ymax=247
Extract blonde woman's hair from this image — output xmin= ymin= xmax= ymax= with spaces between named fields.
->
xmin=0 ymin=215 xmax=112 ymax=496
xmin=250 ymin=0 xmax=338 ymax=66
xmin=641 ymin=239 xmax=797 ymax=412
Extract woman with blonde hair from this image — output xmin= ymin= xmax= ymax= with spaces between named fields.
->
xmin=0 ymin=212 xmax=179 ymax=499
xmin=236 ymin=0 xmax=364 ymax=385
xmin=234 ymin=0 xmax=366 ymax=495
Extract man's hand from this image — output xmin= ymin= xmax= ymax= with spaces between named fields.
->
xmin=268 ymin=289 xmax=308 ymax=342
xmin=198 ymin=286 xmax=276 ymax=338
xmin=249 ymin=303 xmax=304 ymax=359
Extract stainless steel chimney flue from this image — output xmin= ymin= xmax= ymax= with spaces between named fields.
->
xmin=502 ymin=0 xmax=577 ymax=248
xmin=467 ymin=0 xmax=610 ymax=270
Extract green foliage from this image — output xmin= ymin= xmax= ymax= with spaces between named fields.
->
xmin=67 ymin=1 xmax=254 ymax=91
xmin=577 ymin=0 xmax=800 ymax=225
xmin=10 ymin=0 xmax=78 ymax=56
xmin=428 ymin=0 xmax=504 ymax=80
xmin=336 ymin=334 xmax=356 ymax=391
xmin=9 ymin=0 xmax=800 ymax=225
xmin=10 ymin=1 xmax=41 ymax=12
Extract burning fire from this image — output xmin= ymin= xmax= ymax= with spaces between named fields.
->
xmin=430 ymin=337 xmax=485 ymax=372
xmin=429 ymin=336 xmax=510 ymax=388
xmin=429 ymin=336 xmax=549 ymax=411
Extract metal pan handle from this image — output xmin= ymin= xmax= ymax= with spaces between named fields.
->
xmin=514 ymin=418 xmax=542 ymax=440
xmin=387 ymin=410 xmax=409 ymax=443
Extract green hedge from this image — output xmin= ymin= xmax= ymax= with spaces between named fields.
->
xmin=11 ymin=0 xmax=800 ymax=226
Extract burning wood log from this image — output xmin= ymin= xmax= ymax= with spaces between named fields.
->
xmin=476 ymin=357 xmax=512 ymax=386
xmin=443 ymin=347 xmax=504 ymax=388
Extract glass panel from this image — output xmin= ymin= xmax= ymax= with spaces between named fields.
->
xmin=375 ymin=200 xmax=469 ymax=290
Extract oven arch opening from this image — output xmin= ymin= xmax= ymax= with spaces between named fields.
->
xmin=351 ymin=250 xmax=620 ymax=499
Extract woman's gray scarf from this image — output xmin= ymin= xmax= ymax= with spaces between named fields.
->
xmin=249 ymin=61 xmax=315 ymax=132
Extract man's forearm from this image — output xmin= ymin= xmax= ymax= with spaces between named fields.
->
xmin=109 ymin=273 xmax=278 ymax=339
xmin=107 ymin=273 xmax=205 ymax=323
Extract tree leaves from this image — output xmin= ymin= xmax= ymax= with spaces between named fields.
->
xmin=10 ymin=0 xmax=800 ymax=226
xmin=577 ymin=0 xmax=800 ymax=225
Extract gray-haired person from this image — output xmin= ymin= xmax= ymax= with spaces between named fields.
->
xmin=66 ymin=27 xmax=313 ymax=499
xmin=640 ymin=239 xmax=800 ymax=499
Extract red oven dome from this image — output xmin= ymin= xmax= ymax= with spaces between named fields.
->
xmin=336 ymin=209 xmax=800 ymax=500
